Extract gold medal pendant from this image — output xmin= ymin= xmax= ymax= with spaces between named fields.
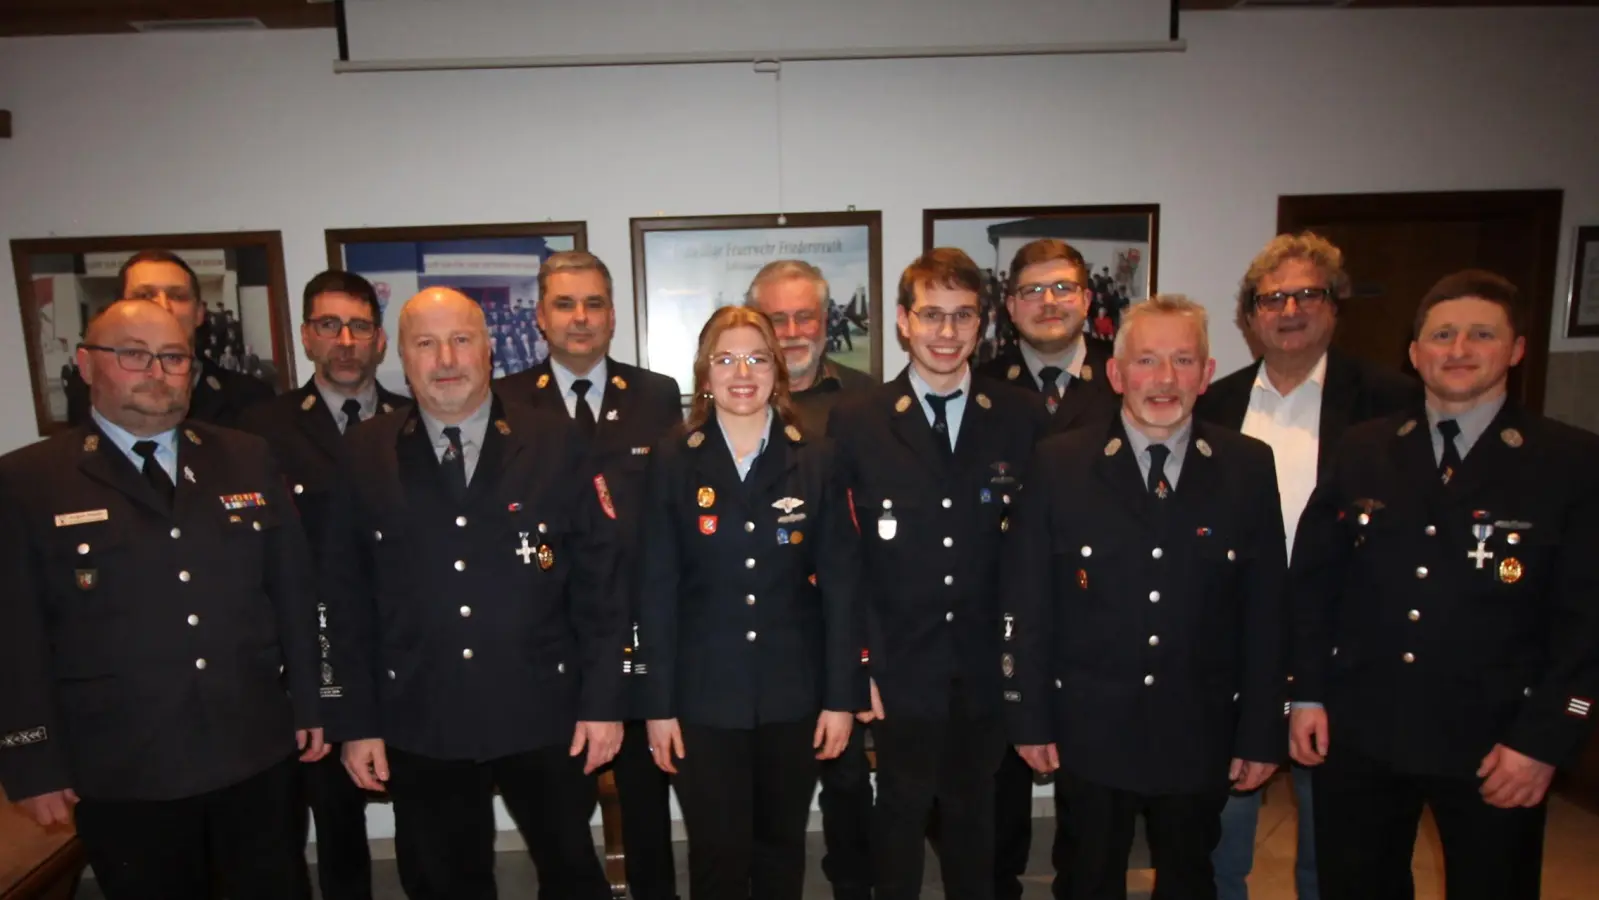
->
xmin=1497 ymin=557 xmax=1523 ymax=584
xmin=537 ymin=543 xmax=555 ymax=571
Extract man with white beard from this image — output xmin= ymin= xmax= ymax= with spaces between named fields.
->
xmin=747 ymin=260 xmax=876 ymax=438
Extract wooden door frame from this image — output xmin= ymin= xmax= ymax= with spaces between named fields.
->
xmin=1277 ymin=189 xmax=1563 ymax=414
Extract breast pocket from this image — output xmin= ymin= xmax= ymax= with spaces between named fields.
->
xmin=47 ymin=519 xmax=130 ymax=597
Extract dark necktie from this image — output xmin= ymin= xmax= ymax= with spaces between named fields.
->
xmin=1437 ymin=419 xmax=1462 ymax=485
xmin=133 ymin=439 xmax=175 ymax=507
xmin=340 ymin=398 xmax=363 ymax=435
xmin=1147 ymin=443 xmax=1171 ymax=499
xmin=572 ymin=379 xmax=597 ymax=438
xmin=441 ymin=426 xmax=468 ymax=500
xmin=925 ymin=390 xmax=962 ymax=460
xmin=1038 ymin=366 xmax=1064 ymax=399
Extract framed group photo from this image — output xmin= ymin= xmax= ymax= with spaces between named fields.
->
xmin=326 ymin=221 xmax=588 ymax=392
xmin=923 ymin=204 xmax=1160 ymax=366
xmin=10 ymin=231 xmax=293 ymax=437
xmin=630 ymin=211 xmax=883 ymax=399
xmin=1567 ymin=225 xmax=1599 ymax=339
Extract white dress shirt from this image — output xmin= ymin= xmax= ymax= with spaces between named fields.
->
xmin=1240 ymin=353 xmax=1327 ymax=560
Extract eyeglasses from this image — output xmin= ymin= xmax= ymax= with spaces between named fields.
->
xmin=307 ymin=316 xmax=379 ymax=340
xmin=767 ymin=310 xmax=821 ymax=329
xmin=911 ymin=307 xmax=982 ymax=329
xmin=1253 ymin=287 xmax=1331 ymax=313
xmin=125 ymin=286 xmax=197 ymax=304
xmin=1014 ymin=280 xmax=1087 ymax=301
xmin=79 ymin=344 xmax=194 ymax=375
xmin=709 ymin=352 xmax=775 ymax=370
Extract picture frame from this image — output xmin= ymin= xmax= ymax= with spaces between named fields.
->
xmin=1566 ymin=225 xmax=1599 ymax=338
xmin=10 ymin=230 xmax=293 ymax=437
xmin=325 ymin=221 xmax=588 ymax=390
xmin=923 ymin=204 xmax=1160 ymax=366
xmin=630 ymin=211 xmax=883 ymax=399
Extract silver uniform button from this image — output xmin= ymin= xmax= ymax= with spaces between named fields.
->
xmin=942 ymin=498 xmax=952 ymax=509
xmin=77 ymin=543 xmax=89 ymax=555
xmin=1402 ymin=652 xmax=1415 ymax=664
xmin=1143 ymin=674 xmax=1155 ymax=686
xmin=1227 ymin=549 xmax=1236 ymax=561
xmin=252 ymin=521 xmax=262 ymax=532
xmin=1151 ymin=547 xmax=1163 ymax=559
xmin=745 ymin=594 xmax=756 ymax=606
xmin=1424 ymin=525 xmax=1437 ymax=536
xmin=375 ymin=530 xmax=383 ymax=541
xmin=944 ymin=575 xmax=954 ymax=586
xmin=1149 ymin=591 xmax=1161 ymax=603
xmin=745 ymin=558 xmax=756 ymax=569
xmin=294 ymin=484 xmax=304 ymax=495
xmin=1415 ymin=566 xmax=1428 ymax=579
xmin=1081 ymin=546 xmax=1092 ymax=557
xmin=178 ymin=570 xmax=191 ymax=582
xmin=387 ymin=669 xmax=397 ymax=680
xmin=557 ymin=663 xmax=566 ymax=674
xmin=1148 ymin=635 xmax=1160 ymax=647
xmin=170 ymin=527 xmax=181 ymax=539
xmin=1358 ymin=512 xmax=1370 ymax=526
xmin=943 ymin=537 xmax=954 ymax=548
xmin=1524 ymin=687 xmax=1533 ymax=697
xmin=462 ymin=648 xmax=474 ymax=659
xmin=187 ymin=614 xmax=199 ymax=626
xmin=945 ymin=612 xmax=954 ymax=622
xmin=454 ymin=560 xmax=466 ymax=572
xmin=195 ymin=658 xmax=207 ymax=670
xmin=1054 ymin=678 xmax=1063 ymax=689
xmin=1408 ymin=609 xmax=1421 ymax=621
xmin=1507 ymin=533 xmax=1521 ymax=545
xmin=460 ymin=606 xmax=472 ymax=617
xmin=746 ymin=631 xmax=757 ymax=642
xmin=456 ymin=516 xmax=468 ymax=527
xmin=745 ymin=521 xmax=755 ymax=533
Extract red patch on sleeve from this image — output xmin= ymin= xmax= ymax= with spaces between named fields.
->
xmin=593 ymin=475 xmax=617 ymax=520
xmin=847 ymin=488 xmax=860 ymax=533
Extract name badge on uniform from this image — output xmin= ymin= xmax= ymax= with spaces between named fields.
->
xmin=55 ymin=509 xmax=109 ymax=527
xmin=878 ymin=499 xmax=897 ymax=541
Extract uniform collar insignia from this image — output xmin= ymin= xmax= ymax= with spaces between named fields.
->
xmin=1104 ymin=437 xmax=1122 ymax=456
xmin=301 ymin=394 xmax=317 ymax=411
xmin=1006 ymin=364 xmax=1021 ymax=381
xmin=1397 ymin=419 xmax=1418 ymax=436
xmin=536 ymin=373 xmax=551 ymax=389
xmin=611 ymin=375 xmax=628 ymax=391
xmin=894 ymin=395 xmax=912 ymax=414
xmin=83 ymin=434 xmax=100 ymax=452
xmin=784 ymin=424 xmax=802 ymax=442
xmin=1500 ymin=427 xmax=1524 ymax=448
xmin=1195 ymin=438 xmax=1212 ymax=457
xmin=205 ymin=374 xmax=221 ymax=391
xmin=975 ymin=392 xmax=991 ymax=410
xmin=184 ymin=428 xmax=202 ymax=445
xmin=381 ymin=402 xmax=394 ymax=414
xmin=686 ymin=431 xmax=705 ymax=448
xmin=1080 ymin=364 xmax=1093 ymax=382
xmin=495 ymin=419 xmax=511 ymax=436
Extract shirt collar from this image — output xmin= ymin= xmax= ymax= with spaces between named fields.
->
xmin=907 ymin=363 xmax=971 ymax=402
xmin=797 ymin=358 xmax=843 ymax=396
xmin=550 ymin=356 xmax=609 ymax=400
xmin=314 ymin=379 xmax=379 ymax=421
xmin=715 ymin=406 xmax=773 ymax=472
xmin=1251 ymin=351 xmax=1328 ymax=400
xmin=1120 ymin=409 xmax=1193 ymax=469
xmin=1425 ymin=392 xmax=1506 ymax=456
xmin=418 ymin=394 xmax=494 ymax=451
xmin=1017 ymin=333 xmax=1087 ymax=381
xmin=90 ymin=407 xmax=179 ymax=466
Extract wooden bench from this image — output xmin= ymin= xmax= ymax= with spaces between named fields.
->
xmin=0 ymin=787 xmax=86 ymax=900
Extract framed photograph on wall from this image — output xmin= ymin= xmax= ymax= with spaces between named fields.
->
xmin=631 ymin=211 xmax=883 ymax=399
xmin=10 ymin=231 xmax=293 ymax=437
xmin=326 ymin=221 xmax=588 ymax=391
xmin=1566 ymin=225 xmax=1599 ymax=338
xmin=923 ymin=204 xmax=1159 ymax=366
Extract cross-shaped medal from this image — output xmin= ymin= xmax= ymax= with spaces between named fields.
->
xmin=1468 ymin=523 xmax=1494 ymax=569
xmin=515 ymin=531 xmax=537 ymax=565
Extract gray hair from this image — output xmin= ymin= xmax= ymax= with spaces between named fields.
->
xmin=745 ymin=259 xmax=828 ymax=311
xmin=1113 ymin=293 xmax=1211 ymax=361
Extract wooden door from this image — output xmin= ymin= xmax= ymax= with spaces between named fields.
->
xmin=1277 ymin=190 xmax=1562 ymax=413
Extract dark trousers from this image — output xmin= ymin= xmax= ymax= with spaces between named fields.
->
xmin=995 ymin=747 xmax=1039 ymax=899
xmin=674 ymin=720 xmax=820 ymax=900
xmin=872 ymin=685 xmax=1007 ymax=900
xmin=818 ymin=723 xmax=874 ymax=900
xmin=1052 ymin=768 xmax=1230 ymax=900
xmin=74 ymin=755 xmax=311 ymax=900
xmin=1313 ymin=746 xmax=1546 ymax=900
xmin=386 ymin=744 xmax=609 ymax=900
xmin=611 ymin=720 xmax=678 ymax=900
xmin=298 ymin=747 xmax=375 ymax=900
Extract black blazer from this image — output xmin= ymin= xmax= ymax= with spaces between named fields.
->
xmin=827 ymin=370 xmax=1047 ymax=721
xmin=319 ymin=393 xmax=627 ymax=760
xmin=68 ymin=357 xmax=276 ymax=429
xmin=0 ymin=421 xmax=319 ymax=802
xmin=1003 ymin=416 xmax=1288 ymax=795
xmin=237 ymin=379 xmax=411 ymax=561
xmin=975 ymin=339 xmax=1119 ymax=436
xmin=1195 ymin=348 xmax=1421 ymax=479
xmin=1291 ymin=404 xmax=1599 ymax=777
xmin=635 ymin=412 xmax=864 ymax=729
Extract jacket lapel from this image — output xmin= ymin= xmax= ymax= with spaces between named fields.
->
xmin=594 ymin=363 xmax=631 ymax=446
xmin=690 ymin=414 xmax=748 ymax=520
xmin=293 ymin=382 xmax=345 ymax=463
xmin=951 ymin=383 xmax=991 ymax=473
xmin=1444 ymin=402 xmax=1523 ymax=500
xmin=1317 ymin=353 xmax=1357 ymax=478
xmin=188 ymin=363 xmax=226 ymax=424
xmin=75 ymin=425 xmax=170 ymax=517
xmin=748 ymin=415 xmax=798 ymax=501
xmin=1093 ymin=416 xmax=1152 ymax=528
xmin=886 ymin=370 xmax=950 ymax=476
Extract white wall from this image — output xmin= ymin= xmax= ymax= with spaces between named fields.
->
xmin=2 ymin=6 xmax=1598 ymax=832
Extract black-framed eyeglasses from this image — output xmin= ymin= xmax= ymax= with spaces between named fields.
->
xmin=1253 ymin=287 xmax=1331 ymax=313
xmin=79 ymin=344 xmax=195 ymax=375
xmin=306 ymin=316 xmax=379 ymax=340
xmin=911 ymin=307 xmax=982 ymax=329
xmin=1014 ymin=280 xmax=1087 ymax=301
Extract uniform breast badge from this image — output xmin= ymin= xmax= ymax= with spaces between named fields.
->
xmin=1497 ymin=557 xmax=1523 ymax=584
xmin=696 ymin=486 xmax=716 ymax=508
xmin=1468 ymin=524 xmax=1495 ymax=569
xmin=699 ymin=515 xmax=718 ymax=535
xmin=877 ymin=499 xmax=897 ymax=540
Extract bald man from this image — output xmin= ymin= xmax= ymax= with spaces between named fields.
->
xmin=0 ymin=299 xmax=323 ymax=900
xmin=319 ymin=288 xmax=627 ymax=900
